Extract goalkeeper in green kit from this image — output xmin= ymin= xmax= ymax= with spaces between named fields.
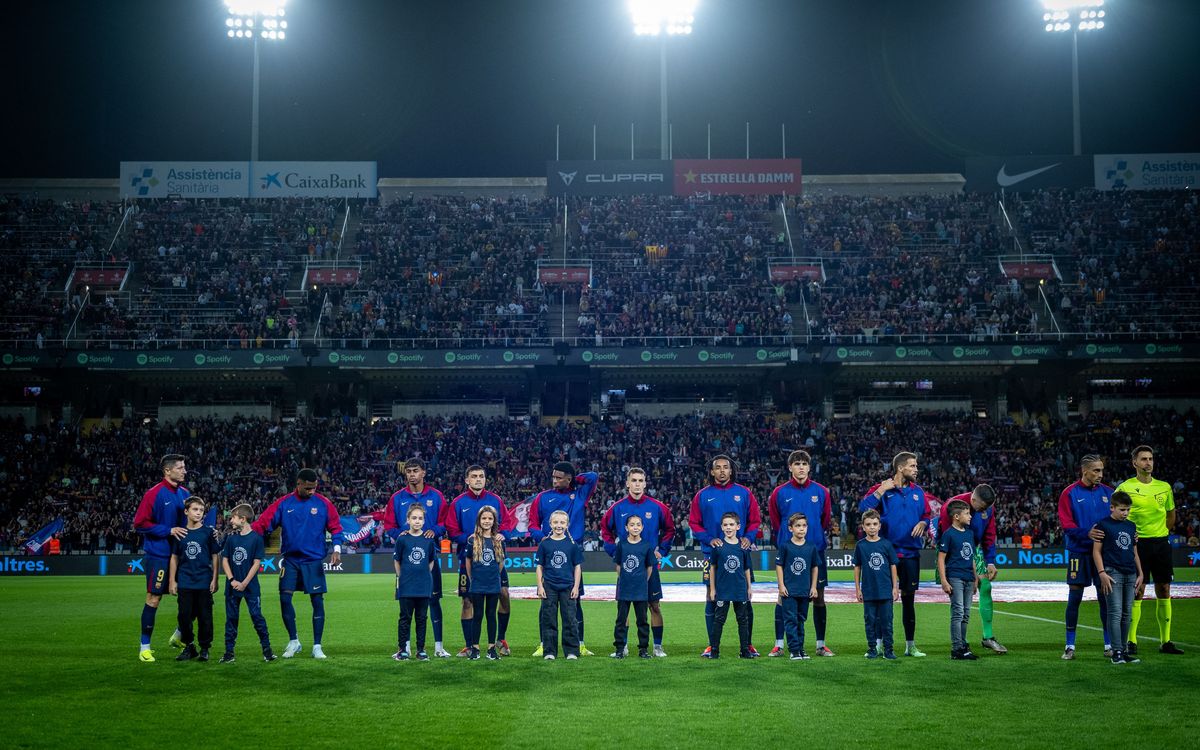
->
xmin=937 ymin=484 xmax=1007 ymax=653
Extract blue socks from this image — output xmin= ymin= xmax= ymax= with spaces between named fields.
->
xmin=652 ymin=625 xmax=664 ymax=647
xmin=1065 ymin=587 xmax=1082 ymax=647
xmin=281 ymin=593 xmax=298 ymax=641
xmin=576 ymin=598 xmax=585 ymax=644
xmin=311 ymin=594 xmax=326 ymax=645
xmin=140 ymin=604 xmax=156 ymax=646
xmin=498 ymin=610 xmax=510 ymax=641
xmin=429 ymin=598 xmax=443 ymax=643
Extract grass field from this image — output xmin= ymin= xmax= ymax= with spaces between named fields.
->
xmin=3 ymin=571 xmax=1198 ymax=749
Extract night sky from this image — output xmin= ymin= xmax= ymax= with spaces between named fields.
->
xmin=7 ymin=0 xmax=1199 ymax=178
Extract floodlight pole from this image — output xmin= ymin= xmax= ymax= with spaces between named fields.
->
xmin=659 ymin=40 xmax=669 ymax=160
xmin=1071 ymin=29 xmax=1081 ymax=156
xmin=251 ymin=34 xmax=261 ymax=162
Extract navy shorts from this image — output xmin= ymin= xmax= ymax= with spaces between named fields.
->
xmin=1067 ymin=550 xmax=1101 ymax=588
xmin=279 ymin=558 xmax=327 ymax=595
xmin=145 ymin=555 xmax=169 ymax=596
xmin=457 ymin=558 xmax=509 ymax=597
xmin=1137 ymin=537 xmax=1173 ymax=585
xmin=896 ymin=556 xmax=921 ymax=593
xmin=430 ymin=556 xmax=443 ymax=599
xmin=815 ymin=555 xmax=829 ymax=589
xmin=648 ymin=566 xmax=662 ymax=602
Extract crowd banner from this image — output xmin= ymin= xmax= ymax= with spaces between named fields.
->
xmin=673 ymin=159 xmax=803 ymax=196
xmin=1094 ymin=153 xmax=1200 ymax=191
xmin=964 ymin=155 xmax=1094 ymax=193
xmin=7 ymin=547 xmax=1197 ymax=576
xmin=120 ymin=161 xmax=378 ymax=198
xmin=546 ymin=160 xmax=673 ymax=197
xmin=120 ymin=161 xmax=248 ymax=198
xmin=250 ymin=161 xmax=378 ymax=198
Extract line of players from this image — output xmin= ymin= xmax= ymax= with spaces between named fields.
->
xmin=131 ymin=445 xmax=1183 ymax=662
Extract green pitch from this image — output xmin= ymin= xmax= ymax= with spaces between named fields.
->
xmin=2 ymin=573 xmax=1198 ymax=749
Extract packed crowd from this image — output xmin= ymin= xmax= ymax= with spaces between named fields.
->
xmin=3 ymin=189 xmax=1199 ymax=347
xmin=3 ymin=407 xmax=1195 ymax=554
xmin=1018 ymin=188 xmax=1200 ymax=335
xmin=331 ymin=196 xmax=556 ymax=346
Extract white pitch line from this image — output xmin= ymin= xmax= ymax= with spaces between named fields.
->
xmin=985 ymin=607 xmax=1198 ymax=649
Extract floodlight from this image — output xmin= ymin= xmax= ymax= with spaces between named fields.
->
xmin=224 ymin=0 xmax=288 ymax=16
xmin=629 ymin=0 xmax=698 ymax=36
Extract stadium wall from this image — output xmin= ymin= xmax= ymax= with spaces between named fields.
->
xmin=7 ymin=548 xmax=1196 ymax=576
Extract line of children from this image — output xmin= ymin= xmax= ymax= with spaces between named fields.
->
xmin=536 ymin=510 xmax=583 ymax=660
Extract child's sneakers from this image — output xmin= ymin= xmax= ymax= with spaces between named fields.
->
xmin=883 ymin=650 xmax=898 ymax=660
xmin=610 ymin=645 xmax=629 ymax=658
xmin=392 ymin=650 xmax=410 ymax=661
xmin=218 ymin=652 xmax=236 ymax=664
xmin=544 ymin=653 xmax=556 ymax=660
xmin=700 ymin=645 xmax=713 ymax=657
xmin=951 ymin=649 xmax=979 ymax=661
xmin=485 ymin=647 xmax=500 ymax=661
xmin=1110 ymin=650 xmax=1125 ymax=665
xmin=904 ymin=645 xmax=927 ymax=658
xmin=531 ymin=644 xmax=544 ymax=657
xmin=701 ymin=648 xmax=718 ymax=659
xmin=434 ymin=646 xmax=452 ymax=658
xmin=566 ymin=653 xmax=578 ymax=660
xmin=638 ymin=648 xmax=651 ymax=659
xmin=196 ymin=649 xmax=210 ymax=662
xmin=416 ymin=651 xmax=429 ymax=661
xmin=263 ymin=647 xmax=278 ymax=662
xmin=282 ymin=640 xmax=303 ymax=658
xmin=768 ymin=646 xmax=785 ymax=657
xmin=468 ymin=647 xmax=481 ymax=660
xmin=746 ymin=645 xmax=761 ymax=658
xmin=610 ymin=649 xmax=626 ymax=660
xmin=578 ymin=645 xmax=595 ymax=656
xmin=175 ymin=644 xmax=198 ymax=661
xmin=168 ymin=631 xmax=185 ymax=649
xmin=814 ymin=645 xmax=836 ymax=657
xmin=789 ymin=652 xmax=803 ymax=660
xmin=653 ymin=645 xmax=668 ymax=657
xmin=456 ymin=647 xmax=471 ymax=658
xmin=497 ymin=639 xmax=511 ymax=657
xmin=864 ymin=648 xmax=879 ymax=659
xmin=738 ymin=649 xmax=756 ymax=659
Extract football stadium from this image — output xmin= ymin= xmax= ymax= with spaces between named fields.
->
xmin=2 ymin=1 xmax=1199 ymax=748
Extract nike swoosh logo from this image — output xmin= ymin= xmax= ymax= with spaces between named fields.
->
xmin=287 ymin=509 xmax=295 ymax=513
xmin=996 ymin=163 xmax=1060 ymax=187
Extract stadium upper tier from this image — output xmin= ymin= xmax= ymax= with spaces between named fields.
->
xmin=2 ymin=189 xmax=1197 ymax=349
xmin=2 ymin=407 xmax=1196 ymax=554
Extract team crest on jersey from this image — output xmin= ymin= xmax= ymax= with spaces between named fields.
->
xmin=426 ymin=499 xmax=433 ymax=507
xmin=1116 ymin=532 xmax=1132 ymax=550
xmin=960 ymin=543 xmax=973 ymax=560
xmin=623 ymin=554 xmax=640 ymax=573
xmin=645 ymin=512 xmax=652 ymax=519
xmin=185 ymin=541 xmax=201 ymax=559
xmin=723 ymin=555 xmax=741 ymax=573
xmin=733 ymin=495 xmax=743 ymax=503
xmin=790 ymin=558 xmax=807 ymax=575
xmin=310 ymin=507 xmax=318 ymax=515
xmin=551 ymin=550 xmax=568 ymax=568
xmin=232 ymin=547 xmax=247 ymax=565
xmin=408 ymin=547 xmax=426 ymax=564
xmin=481 ymin=547 xmax=495 ymax=564
xmin=868 ymin=552 xmax=885 ymax=571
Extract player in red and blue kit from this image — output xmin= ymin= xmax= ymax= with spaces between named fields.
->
xmin=1057 ymin=454 xmax=1114 ymax=660
xmin=600 ymin=467 xmax=675 ymax=656
xmin=133 ymin=453 xmax=190 ymax=661
xmin=937 ymin=484 xmax=1007 ymax=654
xmin=383 ymin=458 xmax=451 ymax=658
xmin=252 ymin=468 xmax=344 ymax=660
xmin=444 ymin=464 xmax=518 ymax=656
xmin=688 ymin=455 xmax=762 ymax=657
xmin=528 ymin=462 xmax=599 ymax=656
xmin=859 ymin=451 xmax=932 ymax=657
xmin=767 ymin=450 xmax=837 ymax=657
